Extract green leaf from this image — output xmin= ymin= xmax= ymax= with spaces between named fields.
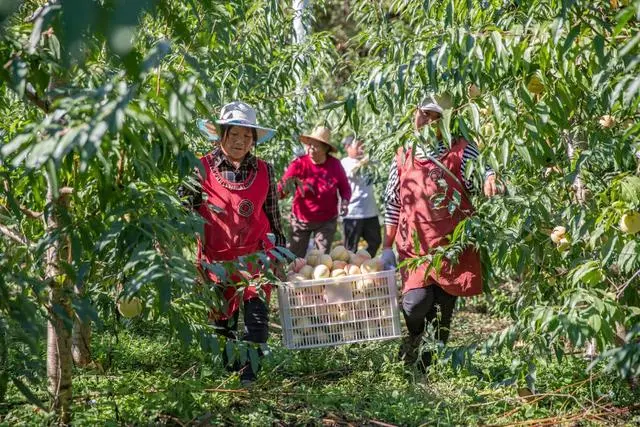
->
xmin=594 ymin=35 xmax=606 ymax=66
xmin=27 ymin=2 xmax=62 ymax=54
xmin=551 ymin=17 xmax=564 ymax=46
xmin=12 ymin=377 xmax=47 ymax=411
xmin=514 ymin=143 xmax=532 ymax=166
xmin=572 ymin=261 xmax=604 ymax=286
xmin=601 ymin=234 xmax=619 ymax=265
xmin=445 ymin=0 xmax=454 ymax=27
xmin=618 ymin=240 xmax=639 ymax=274
xmin=588 ymin=314 xmax=602 ymax=333
xmin=248 ymin=346 xmax=260 ymax=377
xmin=614 ymin=8 xmax=635 ymax=37
xmin=620 ymin=176 xmax=640 ymax=205
xmin=561 ymin=24 xmax=580 ymax=56
xmin=501 ymin=138 xmax=510 ymax=168
xmin=623 ymin=75 xmax=640 ymax=107
xmin=60 ymin=0 xmax=97 ymax=62
xmin=468 ymin=103 xmax=480 ymax=134
xmin=620 ymin=31 xmax=640 ymax=57
xmin=437 ymin=42 xmax=449 ymax=69
xmin=490 ymin=31 xmax=504 ymax=61
xmin=440 ymin=109 xmax=452 ymax=146
xmin=9 ymin=58 xmax=27 ymax=97
xmin=225 ymin=339 xmax=235 ymax=367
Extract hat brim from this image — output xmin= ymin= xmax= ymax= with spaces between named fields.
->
xmin=417 ymin=103 xmax=444 ymax=115
xmin=299 ymin=134 xmax=337 ymax=152
xmin=196 ymin=119 xmax=275 ymax=145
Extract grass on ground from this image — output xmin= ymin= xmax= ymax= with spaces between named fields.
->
xmin=1 ymin=298 xmax=639 ymax=426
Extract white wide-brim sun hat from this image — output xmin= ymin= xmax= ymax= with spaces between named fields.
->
xmin=196 ymin=101 xmax=275 ymax=144
xmin=417 ymin=95 xmax=444 ymax=115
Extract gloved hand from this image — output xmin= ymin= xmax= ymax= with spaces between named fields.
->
xmin=340 ymin=203 xmax=349 ymax=216
xmin=380 ymin=248 xmax=397 ymax=271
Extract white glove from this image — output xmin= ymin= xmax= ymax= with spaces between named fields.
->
xmin=380 ymin=248 xmax=397 ymax=271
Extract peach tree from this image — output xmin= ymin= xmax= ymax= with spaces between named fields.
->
xmin=326 ymin=0 xmax=640 ymax=387
xmin=0 ymin=0 xmax=334 ymax=421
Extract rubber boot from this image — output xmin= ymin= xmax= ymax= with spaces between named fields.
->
xmin=221 ymin=347 xmax=242 ymax=373
xmin=398 ymin=334 xmax=422 ymax=367
xmin=418 ymin=350 xmax=433 ymax=373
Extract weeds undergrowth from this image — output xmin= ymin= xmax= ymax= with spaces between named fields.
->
xmin=1 ymin=299 xmax=638 ymax=426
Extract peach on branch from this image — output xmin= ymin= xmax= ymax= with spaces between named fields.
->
xmin=117 ymin=297 xmax=143 ymax=318
xmin=550 ymin=226 xmax=567 ymax=244
xmin=620 ymin=212 xmax=640 ymax=235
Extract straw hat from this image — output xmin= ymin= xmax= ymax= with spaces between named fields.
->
xmin=299 ymin=126 xmax=338 ymax=153
xmin=196 ymin=101 xmax=275 ymax=145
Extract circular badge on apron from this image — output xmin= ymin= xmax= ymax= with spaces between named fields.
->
xmin=238 ymin=199 xmax=254 ymax=217
xmin=429 ymin=169 xmax=444 ymax=182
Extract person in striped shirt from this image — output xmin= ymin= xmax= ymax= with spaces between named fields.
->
xmin=380 ymin=96 xmax=502 ymax=371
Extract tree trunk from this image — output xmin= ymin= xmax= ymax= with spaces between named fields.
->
xmin=565 ymin=131 xmax=599 ymax=360
xmin=292 ymin=0 xmax=308 ymax=44
xmin=45 ymin=182 xmax=73 ymax=424
xmin=71 ymin=281 xmax=92 ymax=367
xmin=47 ymin=287 xmax=73 ymax=423
xmin=0 ymin=318 xmax=8 ymax=403
xmin=292 ymin=0 xmax=310 ymax=132
xmin=565 ymin=131 xmax=587 ymax=205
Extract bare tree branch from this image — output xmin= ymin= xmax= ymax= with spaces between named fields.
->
xmin=565 ymin=130 xmax=588 ymax=205
xmin=0 ymin=223 xmax=28 ymax=246
xmin=1 ymin=179 xmax=44 ymax=218
xmin=617 ymin=268 xmax=640 ymax=299
xmin=1 ymin=57 xmax=50 ymax=114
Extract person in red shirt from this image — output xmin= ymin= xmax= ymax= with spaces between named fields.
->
xmin=278 ymin=126 xmax=352 ymax=258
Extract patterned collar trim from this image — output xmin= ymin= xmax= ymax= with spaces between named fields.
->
xmin=210 ymin=147 xmax=258 ymax=170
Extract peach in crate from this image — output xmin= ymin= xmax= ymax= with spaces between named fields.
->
xmin=277 ymin=270 xmax=402 ymax=349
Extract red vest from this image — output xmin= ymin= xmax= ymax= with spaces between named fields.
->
xmin=395 ymin=139 xmax=482 ymax=297
xmin=197 ymin=154 xmax=274 ymax=318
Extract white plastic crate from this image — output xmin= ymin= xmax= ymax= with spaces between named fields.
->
xmin=277 ymin=270 xmax=402 ymax=349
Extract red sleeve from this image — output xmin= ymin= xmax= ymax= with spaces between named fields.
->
xmin=335 ymin=157 xmax=352 ymax=202
xmin=277 ymin=157 xmax=300 ymax=199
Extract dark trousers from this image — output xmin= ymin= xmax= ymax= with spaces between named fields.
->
xmin=213 ymin=298 xmax=269 ymax=381
xmin=343 ymin=216 xmax=382 ymax=257
xmin=400 ymin=286 xmax=458 ymax=369
xmin=289 ymin=215 xmax=338 ymax=258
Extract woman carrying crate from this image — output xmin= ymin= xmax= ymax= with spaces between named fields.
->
xmin=180 ymin=101 xmax=286 ymax=386
xmin=278 ymin=126 xmax=352 ymax=258
xmin=380 ymin=95 xmax=502 ymax=371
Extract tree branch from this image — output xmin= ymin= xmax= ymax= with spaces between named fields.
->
xmin=1 ymin=58 xmax=50 ymax=114
xmin=0 ymin=223 xmax=28 ymax=246
xmin=616 ymin=268 xmax=640 ymax=299
xmin=1 ymin=179 xmax=43 ymax=218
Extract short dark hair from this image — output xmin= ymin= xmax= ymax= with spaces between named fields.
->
xmin=221 ymin=125 xmax=257 ymax=143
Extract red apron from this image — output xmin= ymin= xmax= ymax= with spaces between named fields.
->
xmin=197 ymin=155 xmax=274 ymax=319
xmin=395 ymin=139 xmax=482 ymax=297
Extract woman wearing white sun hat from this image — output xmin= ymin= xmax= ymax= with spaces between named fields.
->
xmin=180 ymin=101 xmax=285 ymax=386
